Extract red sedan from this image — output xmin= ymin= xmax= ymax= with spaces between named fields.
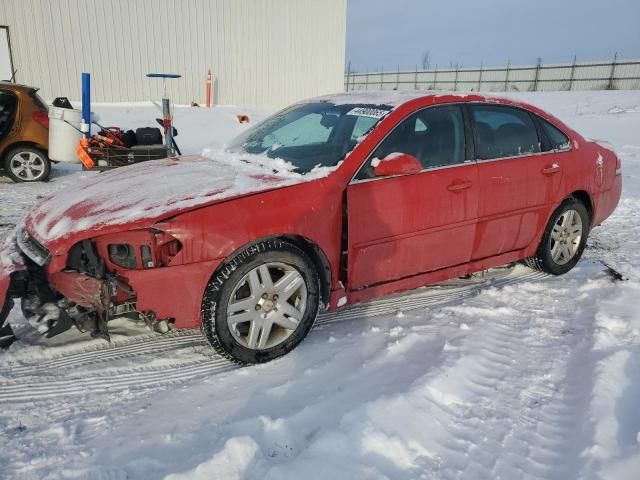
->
xmin=0 ymin=92 xmax=622 ymax=363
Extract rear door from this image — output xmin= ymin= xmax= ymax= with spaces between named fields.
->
xmin=535 ymin=114 xmax=570 ymax=195
xmin=469 ymin=104 xmax=560 ymax=259
xmin=347 ymin=104 xmax=479 ymax=290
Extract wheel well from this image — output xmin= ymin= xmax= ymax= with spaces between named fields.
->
xmin=277 ymin=235 xmax=332 ymax=309
xmin=1 ymin=141 xmax=48 ymax=162
xmin=569 ymin=190 xmax=593 ymax=223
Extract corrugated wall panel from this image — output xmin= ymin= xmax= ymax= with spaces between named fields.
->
xmin=0 ymin=0 xmax=346 ymax=107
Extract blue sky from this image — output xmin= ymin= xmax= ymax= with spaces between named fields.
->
xmin=346 ymin=0 xmax=640 ymax=71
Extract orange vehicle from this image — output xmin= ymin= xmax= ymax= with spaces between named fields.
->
xmin=0 ymin=82 xmax=50 ymax=182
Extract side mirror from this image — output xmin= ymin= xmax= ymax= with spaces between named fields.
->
xmin=373 ymin=153 xmax=422 ymax=177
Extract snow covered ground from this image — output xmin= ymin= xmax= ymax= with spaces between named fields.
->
xmin=1 ymin=91 xmax=639 ymax=480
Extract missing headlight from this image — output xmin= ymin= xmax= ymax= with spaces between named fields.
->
xmin=108 ymin=244 xmax=136 ymax=269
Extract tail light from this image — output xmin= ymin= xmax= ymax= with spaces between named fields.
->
xmin=33 ymin=111 xmax=49 ymax=130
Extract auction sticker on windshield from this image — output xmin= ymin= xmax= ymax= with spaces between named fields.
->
xmin=346 ymin=107 xmax=391 ymax=119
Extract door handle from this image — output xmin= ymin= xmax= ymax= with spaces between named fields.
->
xmin=542 ymin=164 xmax=561 ymax=175
xmin=447 ymin=181 xmax=473 ymax=192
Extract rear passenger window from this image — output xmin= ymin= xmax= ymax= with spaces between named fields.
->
xmin=539 ymin=118 xmax=570 ymax=151
xmin=470 ymin=105 xmax=541 ymax=160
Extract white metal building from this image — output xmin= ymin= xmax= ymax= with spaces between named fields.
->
xmin=0 ymin=0 xmax=346 ymax=108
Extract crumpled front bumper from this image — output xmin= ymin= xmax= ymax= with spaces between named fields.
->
xmin=0 ymin=270 xmax=22 ymax=347
xmin=0 ymin=234 xmax=27 ymax=347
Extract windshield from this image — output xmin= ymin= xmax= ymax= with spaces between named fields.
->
xmin=225 ymin=102 xmax=392 ymax=173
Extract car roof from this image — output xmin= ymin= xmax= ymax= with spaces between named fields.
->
xmin=311 ymin=90 xmax=439 ymax=107
xmin=0 ymin=81 xmax=37 ymax=92
xmin=310 ymin=90 xmax=523 ymax=109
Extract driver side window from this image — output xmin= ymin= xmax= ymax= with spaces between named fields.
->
xmin=356 ymin=105 xmax=467 ymax=179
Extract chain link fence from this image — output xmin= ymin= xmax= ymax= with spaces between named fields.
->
xmin=344 ymin=56 xmax=640 ymax=92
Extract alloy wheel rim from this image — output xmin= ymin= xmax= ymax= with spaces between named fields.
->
xmin=10 ymin=152 xmax=46 ymax=181
xmin=226 ymin=262 xmax=308 ymax=350
xmin=550 ymin=209 xmax=582 ymax=265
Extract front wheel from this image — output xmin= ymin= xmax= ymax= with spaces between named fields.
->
xmin=3 ymin=147 xmax=51 ymax=182
xmin=202 ymin=239 xmax=320 ymax=364
xmin=526 ymin=197 xmax=590 ymax=275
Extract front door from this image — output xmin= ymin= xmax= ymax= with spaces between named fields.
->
xmin=347 ymin=105 xmax=479 ymax=290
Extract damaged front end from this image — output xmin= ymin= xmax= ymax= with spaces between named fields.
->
xmin=1 ymin=229 xmax=31 ymax=347
xmin=0 ymin=226 xmax=187 ymax=348
xmin=0 ymin=269 xmax=23 ymax=348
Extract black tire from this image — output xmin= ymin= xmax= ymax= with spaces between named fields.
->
xmin=525 ymin=197 xmax=590 ymax=275
xmin=201 ymin=239 xmax=320 ymax=364
xmin=3 ymin=147 xmax=51 ymax=183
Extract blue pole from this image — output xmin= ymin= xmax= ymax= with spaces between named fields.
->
xmin=81 ymin=72 xmax=91 ymax=139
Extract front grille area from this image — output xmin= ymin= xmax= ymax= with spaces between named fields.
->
xmin=16 ymin=227 xmax=51 ymax=266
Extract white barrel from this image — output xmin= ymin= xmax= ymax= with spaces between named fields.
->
xmin=48 ymin=107 xmax=97 ymax=163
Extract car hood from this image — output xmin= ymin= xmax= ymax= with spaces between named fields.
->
xmin=25 ymin=155 xmax=306 ymax=249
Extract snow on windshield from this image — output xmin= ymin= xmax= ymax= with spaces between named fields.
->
xmin=223 ymin=101 xmax=392 ymax=173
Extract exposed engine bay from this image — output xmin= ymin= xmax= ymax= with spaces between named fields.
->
xmin=3 ymin=227 xmax=182 ymax=345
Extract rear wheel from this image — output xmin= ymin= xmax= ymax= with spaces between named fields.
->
xmin=3 ymin=147 xmax=51 ymax=182
xmin=202 ymin=239 xmax=320 ymax=364
xmin=526 ymin=197 xmax=590 ymax=275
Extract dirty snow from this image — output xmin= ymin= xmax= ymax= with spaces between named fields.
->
xmin=0 ymin=230 xmax=23 ymax=273
xmin=0 ymin=91 xmax=639 ymax=479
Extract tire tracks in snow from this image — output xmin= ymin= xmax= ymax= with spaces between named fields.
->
xmin=387 ymin=274 xmax=608 ymax=480
xmin=0 ymin=266 xmax=548 ymax=407
xmin=3 ymin=330 xmax=206 ymax=375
